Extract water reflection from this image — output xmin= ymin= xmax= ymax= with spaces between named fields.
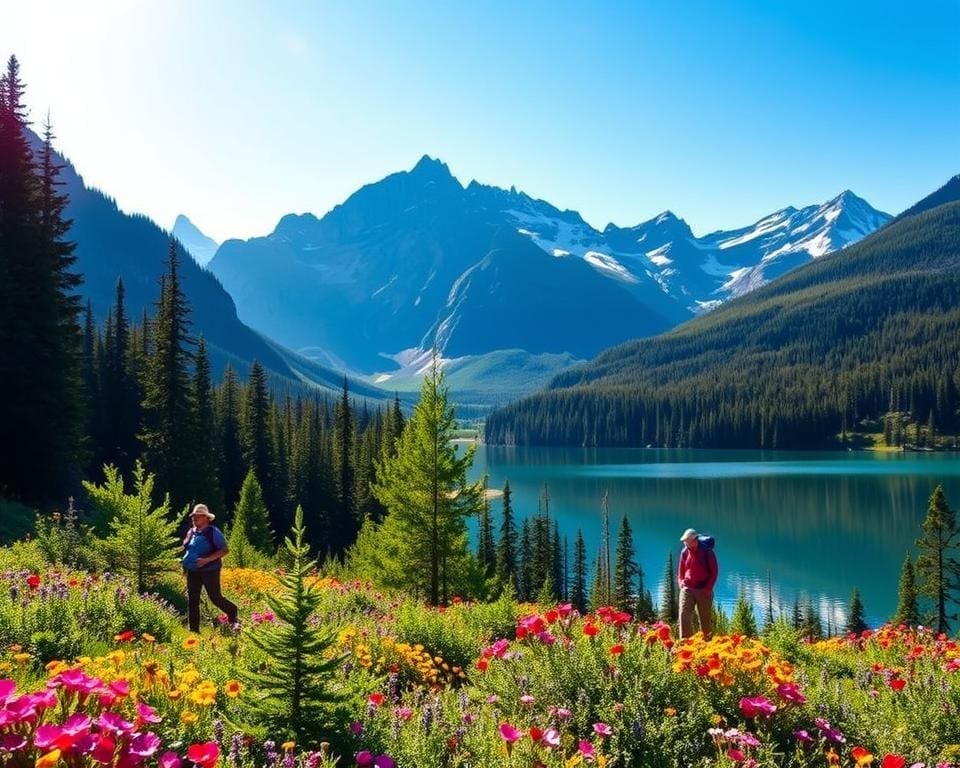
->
xmin=470 ymin=446 xmax=960 ymax=627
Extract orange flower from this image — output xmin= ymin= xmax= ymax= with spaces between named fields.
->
xmin=183 ymin=636 xmax=199 ymax=650
xmin=224 ymin=680 xmax=243 ymax=698
xmin=852 ymin=746 xmax=875 ymax=766
xmin=36 ymin=750 xmax=61 ymax=768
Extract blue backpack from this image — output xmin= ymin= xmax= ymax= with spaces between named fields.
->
xmin=697 ymin=534 xmax=715 ymax=551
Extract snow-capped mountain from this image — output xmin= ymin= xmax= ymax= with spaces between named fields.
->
xmin=208 ymin=156 xmax=890 ymax=372
xmin=172 ymin=214 xmax=220 ymax=266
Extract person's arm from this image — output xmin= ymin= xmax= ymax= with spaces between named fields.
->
xmin=705 ymin=550 xmax=718 ymax=591
xmin=677 ymin=549 xmax=685 ymax=588
xmin=181 ymin=527 xmax=195 ymax=549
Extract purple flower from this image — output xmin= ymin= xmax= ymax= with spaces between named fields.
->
xmin=129 ymin=732 xmax=162 ymax=759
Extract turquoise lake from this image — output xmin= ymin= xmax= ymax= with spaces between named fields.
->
xmin=467 ymin=446 xmax=960 ymax=628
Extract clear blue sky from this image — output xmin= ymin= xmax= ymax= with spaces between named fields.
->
xmin=2 ymin=1 xmax=958 ymax=241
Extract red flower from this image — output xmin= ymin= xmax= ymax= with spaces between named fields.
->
xmin=609 ymin=644 xmax=624 ymax=656
xmin=475 ymin=659 xmax=489 ymax=672
xmin=529 ymin=727 xmax=543 ymax=743
xmin=26 ymin=574 xmax=41 ymax=590
xmin=583 ymin=623 xmax=599 ymax=637
xmin=186 ymin=742 xmax=219 ymax=768
xmin=368 ymin=692 xmax=385 ymax=707
xmin=889 ymin=678 xmax=906 ymax=692
xmin=881 ymin=756 xmax=906 ymax=768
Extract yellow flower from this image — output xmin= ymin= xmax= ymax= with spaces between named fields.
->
xmin=142 ymin=633 xmax=156 ymax=643
xmin=180 ymin=710 xmax=199 ymax=724
xmin=35 ymin=749 xmax=61 ymax=768
xmin=664 ymin=707 xmax=677 ymax=717
xmin=282 ymin=742 xmax=295 ymax=751
xmin=14 ymin=652 xmax=31 ymax=664
xmin=168 ymin=689 xmax=183 ymax=701
xmin=225 ymin=680 xmax=243 ymax=698
xmin=45 ymin=660 xmax=67 ymax=675
xmin=183 ymin=636 xmax=199 ymax=651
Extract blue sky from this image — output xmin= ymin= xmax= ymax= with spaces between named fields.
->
xmin=2 ymin=1 xmax=957 ymax=241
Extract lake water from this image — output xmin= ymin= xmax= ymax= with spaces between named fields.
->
xmin=468 ymin=446 xmax=960 ymax=628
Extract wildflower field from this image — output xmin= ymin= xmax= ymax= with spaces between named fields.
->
xmin=1 ymin=554 xmax=958 ymax=768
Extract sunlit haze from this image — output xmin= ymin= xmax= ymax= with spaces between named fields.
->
xmin=2 ymin=0 xmax=957 ymax=242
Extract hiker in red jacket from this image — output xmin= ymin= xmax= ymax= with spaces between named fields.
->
xmin=677 ymin=528 xmax=718 ymax=640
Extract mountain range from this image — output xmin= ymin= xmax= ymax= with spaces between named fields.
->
xmin=172 ymin=214 xmax=220 ymax=266
xmin=206 ymin=156 xmax=890 ymax=376
xmin=31 ymin=131 xmax=385 ymax=400
xmin=485 ymin=175 xmax=960 ymax=448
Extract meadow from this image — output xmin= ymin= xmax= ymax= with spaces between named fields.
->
xmin=1 ymin=541 xmax=958 ymax=768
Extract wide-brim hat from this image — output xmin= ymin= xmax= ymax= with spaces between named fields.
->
xmin=680 ymin=528 xmax=698 ymax=542
xmin=190 ymin=504 xmax=215 ymax=521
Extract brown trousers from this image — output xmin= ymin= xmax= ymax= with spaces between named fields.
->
xmin=679 ymin=586 xmax=713 ymax=639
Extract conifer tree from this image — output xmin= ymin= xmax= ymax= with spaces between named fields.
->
xmin=140 ymin=241 xmax=196 ymax=512
xmin=915 ymin=485 xmax=960 ymax=634
xmin=496 ymin=480 xmax=519 ymax=593
xmin=242 ymin=506 xmax=344 ymax=746
xmin=801 ymin=596 xmax=823 ymax=640
xmin=791 ymin=595 xmax=803 ymax=630
xmin=571 ymin=530 xmax=587 ymax=613
xmin=331 ymin=376 xmax=355 ymax=555
xmin=0 ymin=62 xmax=84 ymax=501
xmin=589 ymin=551 xmax=610 ymax=610
xmin=613 ymin=515 xmax=637 ymax=614
xmin=519 ymin=518 xmax=533 ymax=601
xmin=233 ymin=468 xmax=274 ymax=555
xmin=552 ymin=521 xmax=564 ymax=601
xmin=192 ymin=336 xmax=222 ymax=515
xmin=846 ymin=587 xmax=868 ymax=634
xmin=218 ymin=365 xmax=245 ymax=511
xmin=369 ymin=360 xmax=483 ymax=604
xmin=476 ymin=477 xmax=496 ymax=578
xmin=85 ymin=462 xmax=178 ymax=592
xmin=731 ymin=587 xmax=758 ymax=636
xmin=892 ymin=553 xmax=920 ymax=627
xmin=102 ymin=277 xmax=140 ymax=477
xmin=242 ymin=360 xmax=274 ymax=518
xmin=659 ymin=552 xmax=678 ymax=622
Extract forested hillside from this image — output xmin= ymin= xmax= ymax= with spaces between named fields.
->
xmin=486 ymin=181 xmax=960 ymax=449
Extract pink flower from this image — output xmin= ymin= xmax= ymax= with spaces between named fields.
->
xmin=519 ymin=695 xmax=535 ymax=706
xmin=129 ymin=733 xmax=162 ymax=759
xmin=0 ymin=680 xmax=16 ymax=707
xmin=579 ymin=740 xmax=596 ymax=760
xmin=499 ymin=723 xmax=522 ymax=743
xmin=394 ymin=706 xmax=413 ymax=721
xmin=159 ymin=752 xmax=182 ymax=768
xmin=98 ymin=712 xmax=134 ymax=735
xmin=727 ymin=749 xmax=745 ymax=763
xmin=776 ymin=682 xmax=806 ymax=705
xmin=542 ymin=728 xmax=561 ymax=747
xmin=738 ymin=696 xmax=776 ymax=718
xmin=34 ymin=725 xmax=64 ymax=750
xmin=91 ymin=735 xmax=116 ymax=765
xmin=374 ymin=757 xmax=395 ymax=768
xmin=62 ymin=713 xmax=92 ymax=736
xmin=136 ymin=702 xmax=161 ymax=724
xmin=593 ymin=722 xmax=612 ymax=738
xmin=109 ymin=679 xmax=131 ymax=697
xmin=186 ymin=742 xmax=219 ymax=768
xmin=0 ymin=734 xmax=27 ymax=752
xmin=356 ymin=752 xmax=374 ymax=767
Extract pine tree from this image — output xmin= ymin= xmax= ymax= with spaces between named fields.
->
xmin=192 ymin=336 xmax=222 ymax=515
xmin=846 ymin=587 xmax=868 ymax=634
xmin=233 ymin=468 xmax=274 ymax=555
xmin=241 ymin=506 xmax=344 ymax=746
xmin=731 ymin=587 xmax=758 ymax=636
xmin=519 ymin=519 xmax=533 ymax=602
xmin=495 ymin=480 xmax=519 ymax=593
xmin=331 ymin=377 xmax=355 ymax=555
xmin=84 ymin=462 xmax=178 ymax=592
xmin=218 ymin=365 xmax=245 ymax=512
xmin=892 ymin=553 xmax=920 ymax=627
xmin=915 ymin=485 xmax=960 ymax=634
xmin=801 ymin=596 xmax=823 ymax=640
xmin=763 ymin=570 xmax=775 ymax=629
xmin=101 ymin=277 xmax=140 ymax=477
xmin=476 ymin=477 xmax=496 ymax=578
xmin=613 ymin=515 xmax=637 ymax=614
xmin=140 ymin=241 xmax=196 ymax=512
xmin=589 ymin=551 xmax=610 ymax=610
xmin=659 ymin=552 xmax=678 ymax=622
xmin=791 ymin=595 xmax=803 ymax=630
xmin=0 ymin=62 xmax=84 ymax=502
xmin=242 ymin=360 xmax=275 ymax=521
xmin=571 ymin=530 xmax=587 ymax=613
xmin=369 ymin=359 xmax=484 ymax=604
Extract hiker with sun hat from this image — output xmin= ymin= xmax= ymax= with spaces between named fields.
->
xmin=181 ymin=503 xmax=238 ymax=632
